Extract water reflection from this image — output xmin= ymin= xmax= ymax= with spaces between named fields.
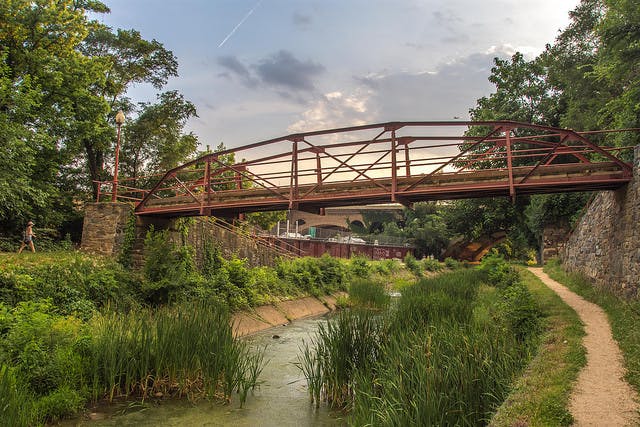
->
xmin=65 ymin=316 xmax=345 ymax=427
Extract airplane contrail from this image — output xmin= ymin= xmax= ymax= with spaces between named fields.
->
xmin=218 ymin=0 xmax=263 ymax=48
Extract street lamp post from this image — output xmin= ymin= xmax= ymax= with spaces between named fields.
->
xmin=112 ymin=110 xmax=125 ymax=202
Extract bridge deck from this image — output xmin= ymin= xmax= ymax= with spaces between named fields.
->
xmin=94 ymin=121 xmax=637 ymax=218
xmin=139 ymin=161 xmax=629 ymax=217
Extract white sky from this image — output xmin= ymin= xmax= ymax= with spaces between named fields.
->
xmin=98 ymin=0 xmax=580 ymax=150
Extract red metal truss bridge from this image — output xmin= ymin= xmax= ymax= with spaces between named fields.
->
xmin=95 ymin=121 xmax=636 ymax=218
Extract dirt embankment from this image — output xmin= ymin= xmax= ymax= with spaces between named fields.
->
xmin=231 ymin=293 xmax=346 ymax=337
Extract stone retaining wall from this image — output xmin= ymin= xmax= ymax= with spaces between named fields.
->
xmin=82 ymin=209 xmax=284 ymax=268
xmin=562 ymin=145 xmax=640 ymax=297
xmin=165 ymin=217 xmax=283 ymax=268
xmin=231 ymin=293 xmax=346 ymax=337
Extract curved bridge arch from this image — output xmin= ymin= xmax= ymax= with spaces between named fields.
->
xmin=96 ymin=121 xmax=635 ymax=217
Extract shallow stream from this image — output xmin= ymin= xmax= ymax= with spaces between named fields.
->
xmin=64 ymin=316 xmax=344 ymax=427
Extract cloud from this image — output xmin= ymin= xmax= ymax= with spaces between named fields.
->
xmin=432 ymin=9 xmax=471 ymax=45
xmin=216 ymin=55 xmax=258 ymax=87
xmin=288 ymin=46 xmax=515 ymax=132
xmin=216 ymin=50 xmax=325 ymax=100
xmin=287 ymin=90 xmax=373 ymax=133
xmin=255 ymin=50 xmax=325 ymax=92
xmin=433 ymin=10 xmax=462 ymax=24
xmin=293 ymin=12 xmax=312 ymax=28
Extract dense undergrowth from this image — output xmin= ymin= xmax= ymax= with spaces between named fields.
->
xmin=298 ymin=253 xmax=543 ymax=426
xmin=0 ymin=227 xmax=401 ymax=426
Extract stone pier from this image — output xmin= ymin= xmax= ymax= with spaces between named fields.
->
xmin=80 ymin=202 xmax=133 ymax=256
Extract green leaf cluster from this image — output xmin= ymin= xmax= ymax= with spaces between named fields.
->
xmin=450 ymin=0 xmax=640 ymax=256
xmin=0 ymin=0 xmax=198 ymax=239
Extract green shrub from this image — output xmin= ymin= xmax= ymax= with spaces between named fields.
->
xmin=143 ymin=228 xmax=198 ymax=304
xmin=444 ymin=257 xmax=460 ymax=270
xmin=224 ymin=256 xmax=251 ymax=288
xmin=371 ymin=258 xmax=400 ymax=275
xmin=247 ymin=266 xmax=295 ymax=305
xmin=479 ymin=252 xmax=520 ymax=288
xmin=318 ymin=254 xmax=348 ymax=291
xmin=496 ymin=281 xmax=541 ymax=342
xmin=0 ymin=301 xmax=85 ymax=396
xmin=276 ymin=256 xmax=348 ymax=296
xmin=34 ymin=386 xmax=84 ymax=422
xmin=349 ymin=255 xmax=370 ymax=278
xmin=403 ymin=253 xmax=422 ymax=277
xmin=0 ymin=270 xmax=36 ymax=306
xmin=422 ymin=257 xmax=443 ymax=272
xmin=0 ymin=254 xmax=139 ymax=317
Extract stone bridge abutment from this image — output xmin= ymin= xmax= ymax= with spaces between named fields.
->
xmin=80 ymin=207 xmax=283 ymax=268
xmin=562 ymin=145 xmax=640 ymax=297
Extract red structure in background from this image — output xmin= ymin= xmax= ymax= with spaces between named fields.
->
xmin=95 ymin=121 xmax=635 ymax=218
xmin=263 ymin=236 xmax=413 ymax=260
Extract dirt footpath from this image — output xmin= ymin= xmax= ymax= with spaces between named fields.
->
xmin=528 ymin=268 xmax=639 ymax=426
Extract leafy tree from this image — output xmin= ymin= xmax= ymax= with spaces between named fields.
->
xmin=76 ymin=25 xmax=179 ymax=197
xmin=595 ymin=0 xmax=640 ymax=143
xmin=470 ymin=52 xmax=561 ymax=126
xmin=525 ymin=193 xmax=591 ymax=237
xmin=402 ymin=203 xmax=450 ymax=258
xmin=245 ymin=211 xmax=286 ymax=231
xmin=543 ymin=0 xmax=606 ymax=132
xmin=120 ymin=91 xmax=198 ymax=186
xmin=352 ymin=203 xmax=450 ymax=258
xmin=0 ymin=0 xmax=109 ymax=233
xmin=0 ymin=0 xmax=197 ymax=238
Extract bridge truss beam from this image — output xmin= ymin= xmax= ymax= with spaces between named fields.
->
xmin=93 ymin=121 xmax=636 ymax=217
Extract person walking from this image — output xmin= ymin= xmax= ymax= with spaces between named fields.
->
xmin=18 ymin=221 xmax=36 ymax=253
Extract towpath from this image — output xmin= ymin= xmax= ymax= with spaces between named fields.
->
xmin=528 ymin=267 xmax=638 ymax=426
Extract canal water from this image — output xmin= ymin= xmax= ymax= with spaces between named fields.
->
xmin=65 ymin=315 xmax=345 ymax=427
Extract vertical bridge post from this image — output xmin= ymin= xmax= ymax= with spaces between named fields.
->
xmin=505 ymin=128 xmax=516 ymax=202
xmin=391 ymin=128 xmax=397 ymax=202
xmin=289 ymin=139 xmax=299 ymax=209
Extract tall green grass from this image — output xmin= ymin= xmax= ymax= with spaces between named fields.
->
xmin=351 ymin=324 xmax=523 ymax=426
xmin=348 ymin=278 xmax=390 ymax=309
xmin=87 ymin=302 xmax=265 ymax=405
xmin=392 ymin=269 xmax=480 ymax=329
xmin=298 ymin=266 xmax=539 ymax=425
xmin=0 ymin=365 xmax=34 ymax=427
xmin=297 ymin=309 xmax=385 ymax=408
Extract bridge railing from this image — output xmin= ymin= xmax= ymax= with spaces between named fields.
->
xmin=95 ymin=121 xmax=636 ymax=214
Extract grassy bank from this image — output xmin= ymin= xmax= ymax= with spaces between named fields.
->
xmin=0 ymin=247 xmax=403 ymax=425
xmin=489 ymin=267 xmax=586 ymax=426
xmin=299 ymin=255 xmax=544 ymax=425
xmin=544 ymin=259 xmax=640 ymax=394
